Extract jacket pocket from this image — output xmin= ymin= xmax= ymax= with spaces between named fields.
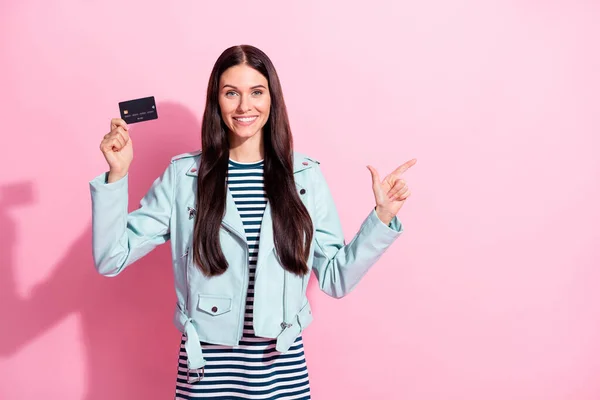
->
xmin=197 ymin=294 xmax=232 ymax=316
xmin=191 ymin=293 xmax=238 ymax=344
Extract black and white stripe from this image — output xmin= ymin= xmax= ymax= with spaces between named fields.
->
xmin=175 ymin=159 xmax=311 ymax=399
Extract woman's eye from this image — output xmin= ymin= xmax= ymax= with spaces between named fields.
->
xmin=225 ymin=91 xmax=238 ymax=97
xmin=252 ymin=90 xmax=263 ymax=96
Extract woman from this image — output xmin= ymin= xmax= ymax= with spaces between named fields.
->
xmin=90 ymin=44 xmax=416 ymax=399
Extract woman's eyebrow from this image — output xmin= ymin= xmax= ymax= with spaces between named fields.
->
xmin=222 ymin=84 xmax=267 ymax=90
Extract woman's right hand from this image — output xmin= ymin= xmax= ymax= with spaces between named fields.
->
xmin=100 ymin=118 xmax=133 ymax=183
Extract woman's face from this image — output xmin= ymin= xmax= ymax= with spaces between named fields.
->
xmin=218 ymin=64 xmax=271 ymax=146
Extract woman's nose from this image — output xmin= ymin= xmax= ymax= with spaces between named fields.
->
xmin=237 ymin=95 xmax=252 ymax=113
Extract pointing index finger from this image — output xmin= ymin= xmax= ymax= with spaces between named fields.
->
xmin=392 ymin=158 xmax=417 ymax=177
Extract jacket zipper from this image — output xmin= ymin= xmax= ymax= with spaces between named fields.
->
xmin=238 ymin=249 xmax=248 ymax=342
xmin=182 ymin=247 xmax=191 ymax=323
xmin=280 ymin=271 xmax=292 ymax=331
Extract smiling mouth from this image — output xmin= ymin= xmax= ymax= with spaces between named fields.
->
xmin=233 ymin=116 xmax=258 ymax=123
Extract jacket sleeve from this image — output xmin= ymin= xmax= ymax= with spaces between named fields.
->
xmin=310 ymin=163 xmax=404 ymax=298
xmin=88 ymin=162 xmax=176 ymax=277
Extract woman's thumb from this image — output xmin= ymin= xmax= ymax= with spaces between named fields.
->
xmin=367 ymin=165 xmax=380 ymax=188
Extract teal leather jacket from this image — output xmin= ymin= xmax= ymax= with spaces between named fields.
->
xmin=89 ymin=151 xmax=404 ymax=375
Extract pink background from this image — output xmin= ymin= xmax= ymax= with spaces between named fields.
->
xmin=1 ymin=1 xmax=599 ymax=399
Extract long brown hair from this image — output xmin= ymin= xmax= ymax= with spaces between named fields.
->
xmin=192 ymin=44 xmax=313 ymax=277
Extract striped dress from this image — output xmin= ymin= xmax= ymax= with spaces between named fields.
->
xmin=175 ymin=159 xmax=312 ymax=400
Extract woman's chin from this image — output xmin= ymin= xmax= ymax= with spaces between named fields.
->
xmin=229 ymin=128 xmax=263 ymax=142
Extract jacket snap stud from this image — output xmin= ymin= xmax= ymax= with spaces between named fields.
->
xmin=300 ymin=189 xmax=306 ymax=195
xmin=211 ymin=306 xmax=218 ymax=313
xmin=190 ymin=168 xmax=197 ymax=173
xmin=302 ymin=161 xmax=308 ymax=165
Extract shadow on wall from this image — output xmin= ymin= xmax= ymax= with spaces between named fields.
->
xmin=0 ymin=101 xmax=202 ymax=399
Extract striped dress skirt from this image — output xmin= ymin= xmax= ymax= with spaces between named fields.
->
xmin=174 ymin=332 xmax=311 ymax=399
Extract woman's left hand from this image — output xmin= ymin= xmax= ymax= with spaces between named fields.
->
xmin=367 ymin=159 xmax=417 ymax=225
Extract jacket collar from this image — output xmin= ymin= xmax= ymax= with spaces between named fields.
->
xmin=185 ymin=151 xmax=314 ymax=177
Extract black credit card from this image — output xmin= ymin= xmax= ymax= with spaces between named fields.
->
xmin=118 ymin=96 xmax=158 ymax=124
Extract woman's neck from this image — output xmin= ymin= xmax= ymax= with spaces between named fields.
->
xmin=228 ymin=132 xmax=264 ymax=163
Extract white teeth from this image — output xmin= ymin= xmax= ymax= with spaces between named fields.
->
xmin=235 ymin=117 xmax=257 ymax=122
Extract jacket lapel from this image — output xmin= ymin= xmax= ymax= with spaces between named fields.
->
xmin=256 ymin=153 xmax=313 ymax=272
xmin=186 ymin=160 xmax=247 ymax=244
xmin=256 ymin=200 xmax=274 ymax=270
xmin=222 ymin=187 xmax=248 ymax=244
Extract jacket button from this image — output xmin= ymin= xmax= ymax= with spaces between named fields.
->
xmin=211 ymin=306 xmax=218 ymax=313
xmin=302 ymin=161 xmax=308 ymax=165
xmin=300 ymin=189 xmax=306 ymax=195
xmin=191 ymin=168 xmax=197 ymax=173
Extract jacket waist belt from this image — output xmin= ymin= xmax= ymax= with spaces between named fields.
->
xmin=173 ymin=302 xmax=312 ymax=370
xmin=174 ymin=306 xmax=206 ymax=371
